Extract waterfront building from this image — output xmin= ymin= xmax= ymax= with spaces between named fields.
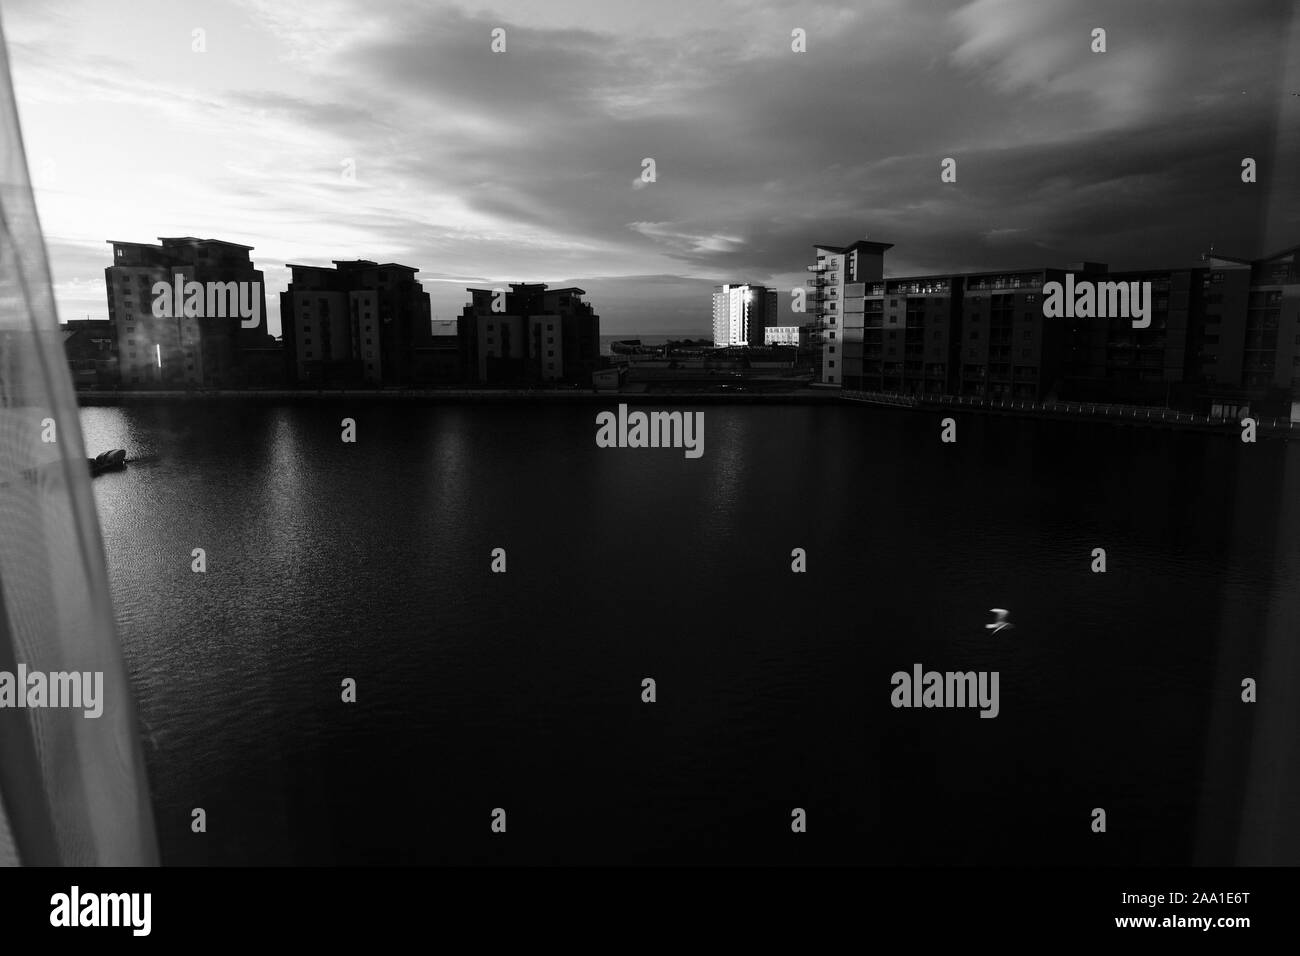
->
xmin=810 ymin=238 xmax=1300 ymax=415
xmin=105 ymin=237 xmax=268 ymax=387
xmin=850 ymin=273 xmax=965 ymax=395
xmin=281 ymin=260 xmax=431 ymax=386
xmin=1195 ymin=247 xmax=1300 ymax=418
xmin=807 ymin=240 xmax=892 ymax=385
xmin=711 ymin=283 xmax=778 ymax=347
xmin=1057 ymin=264 xmax=1199 ymax=407
xmin=955 ymin=267 xmax=1071 ymax=401
xmin=457 ymin=283 xmax=600 ymax=384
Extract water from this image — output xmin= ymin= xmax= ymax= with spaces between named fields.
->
xmin=78 ymin=401 xmax=1300 ymax=865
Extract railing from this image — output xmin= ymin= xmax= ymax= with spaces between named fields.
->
xmin=837 ymin=389 xmax=1300 ymax=432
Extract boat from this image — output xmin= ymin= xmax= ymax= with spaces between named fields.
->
xmin=88 ymin=449 xmax=127 ymax=476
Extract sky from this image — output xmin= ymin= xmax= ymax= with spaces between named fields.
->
xmin=4 ymin=0 xmax=1299 ymax=336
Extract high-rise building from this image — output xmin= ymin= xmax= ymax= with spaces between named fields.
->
xmin=457 ymin=283 xmax=599 ymax=384
xmin=807 ymin=241 xmax=892 ymax=384
xmin=104 ymin=237 xmax=268 ymax=387
xmin=711 ymin=283 xmax=777 ymax=347
xmin=280 ymin=260 xmax=431 ymax=386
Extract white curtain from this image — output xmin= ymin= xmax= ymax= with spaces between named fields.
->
xmin=0 ymin=9 xmax=157 ymax=865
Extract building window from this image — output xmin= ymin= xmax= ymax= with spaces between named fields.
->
xmin=969 ymin=331 xmax=979 ymax=339
xmin=547 ymin=350 xmax=554 ymax=357
xmin=829 ymin=331 xmax=836 ymax=339
xmin=828 ymin=361 xmax=835 ymax=368
xmin=305 ymin=350 xmax=313 ymax=358
xmin=547 ymin=337 xmax=554 ymax=344
xmin=829 ymin=346 xmax=836 ymax=354
xmin=1023 ymin=331 xmax=1031 ymax=339
xmin=547 ymin=324 xmax=554 ymax=331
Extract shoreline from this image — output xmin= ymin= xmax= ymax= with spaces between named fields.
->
xmin=73 ymin=387 xmax=1298 ymax=438
xmin=74 ymin=387 xmax=833 ymax=405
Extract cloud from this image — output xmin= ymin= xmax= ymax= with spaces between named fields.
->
xmin=5 ymin=0 xmax=1296 ymax=336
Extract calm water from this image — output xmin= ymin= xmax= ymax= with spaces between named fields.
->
xmin=79 ymin=401 xmax=1300 ymax=865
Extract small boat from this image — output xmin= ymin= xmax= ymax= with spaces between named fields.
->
xmin=88 ymin=449 xmax=127 ymax=477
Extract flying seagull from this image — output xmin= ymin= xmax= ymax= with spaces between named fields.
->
xmin=986 ymin=608 xmax=1013 ymax=635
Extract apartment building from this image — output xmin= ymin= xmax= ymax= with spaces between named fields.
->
xmin=711 ymin=283 xmax=778 ymax=347
xmin=104 ymin=237 xmax=267 ymax=387
xmin=281 ymin=260 xmax=431 ymax=386
xmin=807 ymin=240 xmax=892 ymax=385
xmin=457 ymin=283 xmax=599 ymax=384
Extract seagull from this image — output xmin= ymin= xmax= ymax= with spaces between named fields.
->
xmin=986 ymin=608 xmax=1013 ymax=635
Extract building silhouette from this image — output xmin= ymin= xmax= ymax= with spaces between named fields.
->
xmin=280 ymin=260 xmax=431 ymax=386
xmin=104 ymin=237 xmax=268 ymax=387
xmin=61 ymin=318 xmax=117 ymax=387
xmin=457 ymin=283 xmax=599 ymax=385
xmin=814 ymin=239 xmax=1300 ymax=416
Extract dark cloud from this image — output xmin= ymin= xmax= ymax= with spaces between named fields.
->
xmin=18 ymin=0 xmax=1299 ymax=334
